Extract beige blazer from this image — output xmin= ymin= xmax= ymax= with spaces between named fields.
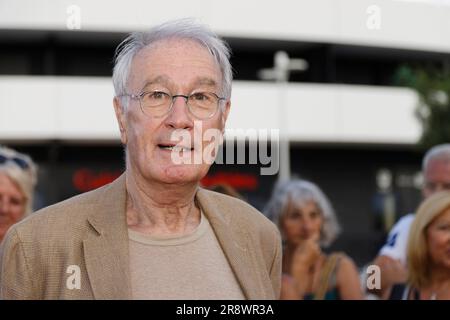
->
xmin=0 ymin=174 xmax=281 ymax=300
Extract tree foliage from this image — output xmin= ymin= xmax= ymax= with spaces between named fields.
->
xmin=394 ymin=65 xmax=450 ymax=149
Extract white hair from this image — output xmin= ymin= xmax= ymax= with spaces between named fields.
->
xmin=112 ymin=18 xmax=233 ymax=108
xmin=264 ymin=179 xmax=341 ymax=248
xmin=422 ymin=143 xmax=450 ymax=171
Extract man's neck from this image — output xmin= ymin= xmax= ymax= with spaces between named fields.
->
xmin=125 ymin=171 xmax=201 ymax=237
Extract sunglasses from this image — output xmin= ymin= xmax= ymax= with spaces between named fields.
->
xmin=0 ymin=154 xmax=30 ymax=170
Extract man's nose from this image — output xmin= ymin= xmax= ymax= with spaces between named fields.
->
xmin=165 ymin=96 xmax=193 ymax=129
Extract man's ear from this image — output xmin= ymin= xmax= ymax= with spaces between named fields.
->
xmin=221 ymin=100 xmax=231 ymax=129
xmin=113 ymin=97 xmax=128 ymax=145
xmin=217 ymin=100 xmax=231 ymax=146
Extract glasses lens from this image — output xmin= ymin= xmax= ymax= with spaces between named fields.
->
xmin=188 ymin=92 xmax=219 ymax=119
xmin=140 ymin=91 xmax=171 ymax=117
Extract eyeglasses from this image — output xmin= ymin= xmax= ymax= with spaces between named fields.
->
xmin=0 ymin=154 xmax=30 ymax=170
xmin=121 ymin=91 xmax=226 ymax=120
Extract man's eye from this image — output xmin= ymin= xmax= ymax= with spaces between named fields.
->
xmin=150 ymin=91 xmax=167 ymax=99
xmin=191 ymin=93 xmax=208 ymax=101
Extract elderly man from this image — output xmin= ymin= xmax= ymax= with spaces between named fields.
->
xmin=370 ymin=143 xmax=450 ymax=299
xmin=0 ymin=19 xmax=282 ymax=300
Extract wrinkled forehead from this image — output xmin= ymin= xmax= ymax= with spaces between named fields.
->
xmin=129 ymin=38 xmax=222 ymax=90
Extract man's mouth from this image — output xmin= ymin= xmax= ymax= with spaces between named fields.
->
xmin=157 ymin=144 xmax=194 ymax=152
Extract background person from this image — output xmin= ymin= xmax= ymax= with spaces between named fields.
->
xmin=0 ymin=146 xmax=37 ymax=242
xmin=265 ymin=179 xmax=363 ymax=300
xmin=371 ymin=143 xmax=450 ymax=298
xmin=389 ymin=190 xmax=450 ymax=299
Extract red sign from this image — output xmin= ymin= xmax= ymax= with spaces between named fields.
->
xmin=73 ymin=169 xmax=122 ymax=192
xmin=73 ymin=169 xmax=258 ymax=192
xmin=201 ymin=172 xmax=258 ymax=191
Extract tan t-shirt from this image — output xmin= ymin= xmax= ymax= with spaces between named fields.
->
xmin=128 ymin=212 xmax=245 ymax=299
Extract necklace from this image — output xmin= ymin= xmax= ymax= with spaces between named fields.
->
xmin=428 ymin=281 xmax=450 ymax=300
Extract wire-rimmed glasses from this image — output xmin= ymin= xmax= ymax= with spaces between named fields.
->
xmin=120 ymin=90 xmax=226 ymax=120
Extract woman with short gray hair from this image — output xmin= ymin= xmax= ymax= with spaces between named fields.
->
xmin=265 ymin=178 xmax=363 ymax=300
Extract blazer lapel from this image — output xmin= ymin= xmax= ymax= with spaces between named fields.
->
xmin=83 ymin=174 xmax=132 ymax=299
xmin=196 ymin=189 xmax=268 ymax=299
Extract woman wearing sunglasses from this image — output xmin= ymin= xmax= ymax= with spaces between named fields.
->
xmin=0 ymin=146 xmax=37 ymax=242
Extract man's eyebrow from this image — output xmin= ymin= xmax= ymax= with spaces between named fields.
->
xmin=139 ymin=76 xmax=218 ymax=92
xmin=192 ymin=77 xmax=218 ymax=87
xmin=140 ymin=76 xmax=171 ymax=91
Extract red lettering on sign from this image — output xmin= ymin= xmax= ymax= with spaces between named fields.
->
xmin=73 ymin=169 xmax=122 ymax=192
xmin=201 ymin=172 xmax=258 ymax=191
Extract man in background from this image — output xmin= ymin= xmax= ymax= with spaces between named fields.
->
xmin=371 ymin=143 xmax=450 ymax=298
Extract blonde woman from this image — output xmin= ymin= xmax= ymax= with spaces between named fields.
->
xmin=390 ymin=190 xmax=450 ymax=299
xmin=0 ymin=146 xmax=37 ymax=242
xmin=265 ymin=179 xmax=363 ymax=300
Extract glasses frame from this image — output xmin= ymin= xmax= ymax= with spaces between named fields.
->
xmin=119 ymin=90 xmax=226 ymax=120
